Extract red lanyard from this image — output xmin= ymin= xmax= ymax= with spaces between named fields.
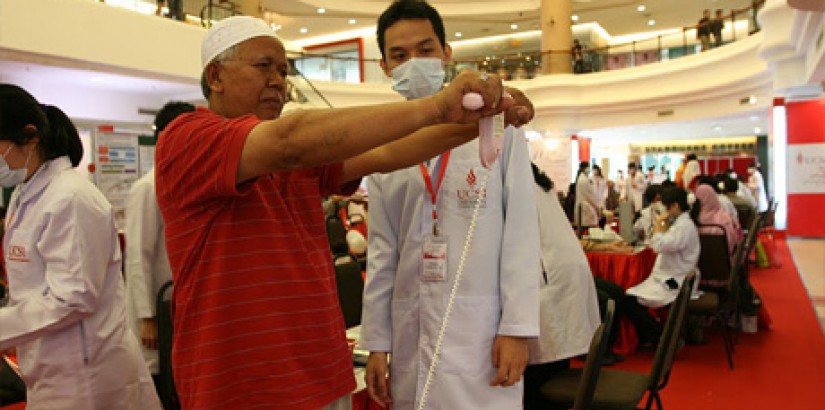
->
xmin=419 ymin=151 xmax=451 ymax=232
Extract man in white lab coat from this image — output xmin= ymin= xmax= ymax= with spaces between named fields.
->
xmin=361 ymin=2 xmax=540 ymax=409
xmin=124 ymin=101 xmax=193 ymax=396
xmin=627 ymin=162 xmax=647 ymax=213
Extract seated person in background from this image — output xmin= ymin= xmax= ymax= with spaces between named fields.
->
xmin=723 ymin=176 xmax=755 ymax=214
xmin=625 ymin=186 xmax=701 ymax=347
xmin=604 ymin=179 xmax=621 ymax=211
xmin=524 ymin=164 xmax=600 ymax=410
xmin=694 ymin=185 xmax=740 ymax=254
xmin=633 ymin=184 xmax=664 ymax=243
xmin=699 ymin=175 xmax=739 ymax=223
xmin=725 ymin=169 xmax=757 ymax=208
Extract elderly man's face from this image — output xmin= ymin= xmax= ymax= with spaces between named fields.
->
xmin=210 ymin=36 xmax=288 ymax=120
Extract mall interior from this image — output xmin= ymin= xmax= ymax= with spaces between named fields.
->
xmin=0 ymin=0 xmax=823 ymax=409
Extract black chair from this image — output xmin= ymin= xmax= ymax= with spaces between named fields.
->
xmin=541 ymin=273 xmax=697 ymax=410
xmin=156 ymin=280 xmax=180 ymax=410
xmin=689 ymin=226 xmax=745 ymax=370
xmin=734 ymin=205 xmax=754 ymax=235
xmin=573 ymin=299 xmax=616 ymax=410
xmin=334 ymin=260 xmax=364 ymax=329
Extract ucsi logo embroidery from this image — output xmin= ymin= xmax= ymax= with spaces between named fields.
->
xmin=9 ymin=245 xmax=30 ymax=262
xmin=456 ymin=167 xmax=488 ymax=209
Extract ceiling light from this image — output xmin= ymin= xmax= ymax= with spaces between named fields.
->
xmin=510 ymin=23 xmax=518 ymax=30
xmin=525 ymin=56 xmax=531 ymax=61
xmin=299 ymin=27 xmax=308 ymax=34
xmin=749 ymin=115 xmax=760 ymax=121
xmin=754 ymin=127 xmax=762 ymax=134
xmin=748 ymin=95 xmax=757 ymax=104
xmin=648 ymin=19 xmax=656 ymax=26
xmin=348 ymin=19 xmax=356 ymax=24
xmin=572 ymin=15 xmax=580 ymax=22
xmin=317 ymin=8 xmax=326 ymax=14
xmin=637 ymin=5 xmax=646 ymax=12
xmin=714 ymin=125 xmax=722 ymax=131
xmin=455 ymin=32 xmax=463 ymax=38
xmin=270 ymin=23 xmax=282 ymax=31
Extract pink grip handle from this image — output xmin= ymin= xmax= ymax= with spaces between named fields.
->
xmin=462 ymin=93 xmax=484 ymax=110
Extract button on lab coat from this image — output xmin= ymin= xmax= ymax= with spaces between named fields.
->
xmin=361 ymin=130 xmax=540 ymax=410
xmin=0 ymin=157 xmax=161 ymax=410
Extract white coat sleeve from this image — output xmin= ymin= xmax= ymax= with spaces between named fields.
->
xmin=582 ymin=178 xmax=601 ymax=211
xmin=0 ymin=194 xmax=113 ymax=351
xmin=649 ymin=217 xmax=692 ymax=254
xmin=124 ymin=176 xmax=160 ymax=319
xmin=497 ymin=129 xmax=540 ymax=337
xmin=359 ymin=174 xmax=399 ymax=352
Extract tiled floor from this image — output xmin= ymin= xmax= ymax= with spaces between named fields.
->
xmin=787 ymin=238 xmax=825 ymax=333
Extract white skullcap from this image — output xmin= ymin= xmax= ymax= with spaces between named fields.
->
xmin=201 ymin=16 xmax=280 ymax=69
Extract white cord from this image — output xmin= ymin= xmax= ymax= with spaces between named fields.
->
xmin=416 ymin=170 xmax=490 ymax=410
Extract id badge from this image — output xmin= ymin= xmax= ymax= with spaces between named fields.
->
xmin=422 ymin=235 xmax=449 ymax=282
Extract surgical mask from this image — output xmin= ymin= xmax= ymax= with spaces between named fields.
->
xmin=390 ymin=58 xmax=445 ymax=100
xmin=0 ymin=144 xmax=30 ymax=188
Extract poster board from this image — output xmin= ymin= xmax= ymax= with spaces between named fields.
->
xmin=92 ymin=127 xmax=141 ymax=230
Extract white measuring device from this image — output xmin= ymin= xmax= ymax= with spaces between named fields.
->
xmin=415 ymin=92 xmax=505 ymax=410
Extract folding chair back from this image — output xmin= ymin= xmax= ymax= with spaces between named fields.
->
xmin=156 ymin=280 xmax=180 ymax=410
xmin=573 ymin=299 xmax=615 ymax=410
xmin=335 ymin=261 xmax=364 ymax=329
xmin=735 ymin=205 xmax=754 ymax=234
xmin=646 ymin=272 xmax=696 ymax=408
xmin=696 ymin=224 xmax=731 ymax=286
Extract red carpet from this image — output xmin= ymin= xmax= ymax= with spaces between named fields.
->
xmin=605 ymin=237 xmax=825 ymax=409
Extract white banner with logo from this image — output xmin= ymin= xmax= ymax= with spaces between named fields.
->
xmin=787 ymin=143 xmax=825 ymax=194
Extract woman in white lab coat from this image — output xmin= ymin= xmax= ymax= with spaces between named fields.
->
xmin=574 ymin=162 xmax=600 ymax=229
xmin=0 ymin=84 xmax=161 ymax=410
xmin=747 ymin=163 xmax=769 ymax=213
xmin=524 ymin=164 xmax=600 ymax=410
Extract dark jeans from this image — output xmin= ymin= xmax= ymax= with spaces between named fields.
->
xmin=523 ymin=359 xmax=571 ymax=410
xmin=595 ymin=277 xmax=663 ymax=348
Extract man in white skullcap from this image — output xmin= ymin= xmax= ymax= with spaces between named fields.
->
xmin=155 ymin=15 xmax=532 ymax=410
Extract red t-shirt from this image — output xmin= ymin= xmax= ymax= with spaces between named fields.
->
xmin=155 ymin=107 xmax=358 ymax=409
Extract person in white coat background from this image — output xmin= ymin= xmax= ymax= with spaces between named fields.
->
xmin=574 ymin=161 xmax=600 ymax=230
xmin=0 ymin=84 xmax=161 ymax=410
xmin=523 ymin=164 xmax=600 ymax=410
xmin=747 ymin=162 xmax=769 ymax=213
xmin=591 ymin=164 xmax=608 ymax=213
xmin=361 ymin=2 xmax=540 ymax=409
xmin=627 ymin=162 xmax=647 ymax=213
xmin=625 ymin=186 xmax=701 ymax=347
xmin=124 ymin=101 xmax=194 ymax=392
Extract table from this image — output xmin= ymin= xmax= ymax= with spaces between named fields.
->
xmin=586 ymin=247 xmax=657 ymax=355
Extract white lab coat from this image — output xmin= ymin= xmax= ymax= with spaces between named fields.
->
xmin=361 ymin=130 xmax=540 ymax=410
xmin=0 ymin=157 xmax=161 ymax=410
xmin=528 ymin=187 xmax=600 ymax=364
xmin=628 ymin=172 xmax=647 ymax=212
xmin=592 ymin=175 xmax=607 ymax=210
xmin=125 ymin=168 xmax=173 ymax=374
xmin=574 ymin=173 xmax=600 ymax=227
xmin=748 ymin=169 xmax=768 ymax=212
xmin=627 ymin=212 xmax=701 ymax=308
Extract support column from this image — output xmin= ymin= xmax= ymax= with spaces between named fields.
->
xmin=540 ymin=0 xmax=573 ymax=74
xmin=234 ymin=0 xmax=264 ymax=18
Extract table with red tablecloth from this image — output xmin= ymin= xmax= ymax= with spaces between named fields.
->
xmin=586 ymin=247 xmax=657 ymax=355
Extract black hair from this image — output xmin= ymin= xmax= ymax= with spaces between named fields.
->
xmin=643 ymin=184 xmax=662 ymax=205
xmin=0 ymin=84 xmax=83 ymax=167
xmin=686 ymin=153 xmax=697 ymax=161
xmin=592 ymin=164 xmax=602 ymax=177
xmin=697 ymin=175 xmax=721 ymax=193
xmin=154 ymin=101 xmax=196 ymax=138
xmin=628 ymin=162 xmax=637 ymax=169
xmin=723 ymin=177 xmax=739 ymax=193
xmin=660 ymin=186 xmax=701 ymax=225
xmin=532 ymin=163 xmax=553 ymax=192
xmin=377 ymin=0 xmax=446 ymax=60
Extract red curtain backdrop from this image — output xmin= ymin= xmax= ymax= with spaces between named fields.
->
xmin=785 ymin=99 xmax=825 ymax=237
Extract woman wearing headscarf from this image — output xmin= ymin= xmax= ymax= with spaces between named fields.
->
xmin=694 ymin=184 xmax=740 ymax=254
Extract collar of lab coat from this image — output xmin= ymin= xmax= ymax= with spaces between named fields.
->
xmin=10 ymin=156 xmax=72 ymax=215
